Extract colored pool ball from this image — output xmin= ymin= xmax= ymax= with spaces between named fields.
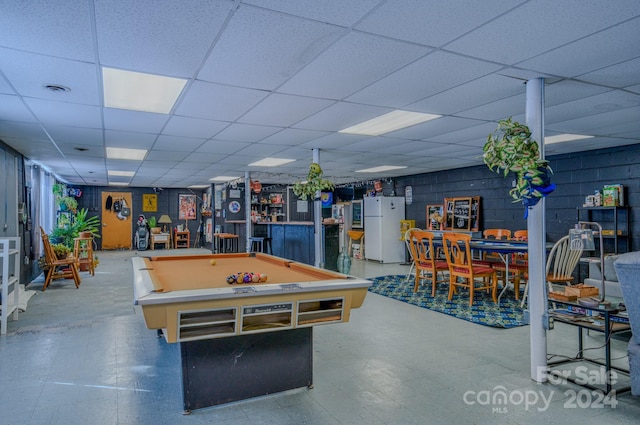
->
xmin=243 ymin=274 xmax=252 ymax=283
xmin=260 ymin=274 xmax=268 ymax=282
xmin=210 ymin=259 xmax=216 ymax=266
xmin=226 ymin=275 xmax=236 ymax=284
xmin=251 ymin=273 xmax=260 ymax=283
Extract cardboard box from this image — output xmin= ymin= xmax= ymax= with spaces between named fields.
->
xmin=604 ymin=184 xmax=624 ymax=206
xmin=565 ymin=284 xmax=599 ymax=298
xmin=602 ymin=186 xmax=619 ymax=206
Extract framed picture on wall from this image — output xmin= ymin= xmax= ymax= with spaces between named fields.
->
xmin=426 ymin=204 xmax=444 ymax=230
xmin=142 ymin=194 xmax=157 ymax=212
xmin=179 ymin=194 xmax=197 ymax=220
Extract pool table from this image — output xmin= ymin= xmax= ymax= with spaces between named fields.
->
xmin=132 ymin=252 xmax=371 ymax=412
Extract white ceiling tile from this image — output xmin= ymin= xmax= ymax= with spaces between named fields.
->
xmin=0 ymin=49 xmax=100 ymax=105
xmin=153 ymin=135 xmax=206 ymax=152
xmin=47 ymin=125 xmax=104 ymax=147
xmin=257 ymin=128 xmax=329 ymax=146
xmin=162 ymin=116 xmax=229 ymax=139
xmin=24 ymin=98 xmax=102 ymax=127
xmin=214 ymin=123 xmax=282 ymax=143
xmin=103 ymin=108 xmax=170 ymax=134
xmin=145 ymin=150 xmax=190 ymax=161
xmin=199 ymin=7 xmax=345 ymax=89
xmin=176 ymin=80 xmax=269 ymax=121
xmin=196 ymin=139 xmax=251 ymax=155
xmin=95 ymin=0 xmax=233 ymax=76
xmin=104 ymin=130 xmax=157 ymax=149
xmin=408 ymin=74 xmax=525 ymax=115
xmin=0 ymin=121 xmax=49 ymax=140
xmin=446 ymin=0 xmax=640 ymax=65
xmin=347 ymin=52 xmax=501 ymax=108
xmin=278 ymin=32 xmax=430 ymax=99
xmin=294 ymin=102 xmax=391 ymax=132
xmin=0 ymin=0 xmax=94 ymax=61
xmin=239 ymin=93 xmax=335 ymax=127
xmin=456 ymin=94 xmax=526 ymax=121
xmin=0 ymin=94 xmax=38 ymax=122
xmin=356 ymin=0 xmax=526 ymax=47
xmin=577 ymin=57 xmax=640 ymax=88
xmin=518 ymin=17 xmax=640 ymax=78
xmin=242 ymin=0 xmax=380 ymax=27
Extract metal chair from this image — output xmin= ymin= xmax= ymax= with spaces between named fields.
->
xmin=407 ymin=230 xmax=448 ymax=295
xmin=442 ymin=232 xmax=497 ymax=306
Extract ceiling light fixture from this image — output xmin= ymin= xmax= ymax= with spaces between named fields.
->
xmin=249 ymin=157 xmax=296 ymax=167
xmin=189 ymin=185 xmax=209 ymax=189
xmin=545 ymin=133 xmax=594 ymax=144
xmin=108 ymin=182 xmax=130 ymax=186
xmin=102 ymin=67 xmax=187 ymax=114
xmin=108 ymin=170 xmax=135 ymax=177
xmin=209 ymin=176 xmax=239 ymax=182
xmin=355 ymin=165 xmax=408 ymax=173
xmin=339 ymin=110 xmax=441 ymax=136
xmin=106 ymin=147 xmax=147 ymax=160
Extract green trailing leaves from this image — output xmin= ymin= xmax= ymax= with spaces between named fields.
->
xmin=483 ymin=117 xmax=554 ymax=205
xmin=292 ymin=162 xmax=335 ymax=200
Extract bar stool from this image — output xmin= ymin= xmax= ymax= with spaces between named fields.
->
xmin=249 ymin=237 xmax=264 ymax=253
xmin=347 ymin=230 xmax=365 ymax=258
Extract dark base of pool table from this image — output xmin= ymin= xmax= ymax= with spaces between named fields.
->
xmin=181 ymin=328 xmax=313 ymax=412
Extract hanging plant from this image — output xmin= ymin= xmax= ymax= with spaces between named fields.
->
xmin=483 ymin=118 xmax=555 ymax=212
xmin=292 ymin=163 xmax=335 ymax=200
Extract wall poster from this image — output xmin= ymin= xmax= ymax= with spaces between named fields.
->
xmin=179 ymin=194 xmax=197 ymax=220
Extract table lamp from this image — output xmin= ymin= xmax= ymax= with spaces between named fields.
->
xmin=158 ymin=215 xmax=172 ymax=232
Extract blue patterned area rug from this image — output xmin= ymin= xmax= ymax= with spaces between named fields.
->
xmin=368 ymin=275 xmax=527 ymax=328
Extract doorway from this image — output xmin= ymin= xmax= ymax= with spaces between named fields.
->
xmin=101 ymin=192 xmax=133 ymax=250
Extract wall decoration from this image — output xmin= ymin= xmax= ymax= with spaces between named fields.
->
xmin=142 ymin=194 xmax=157 ymax=212
xmin=179 ymin=194 xmax=197 ymax=220
xmin=426 ymin=204 xmax=444 ymax=230
xmin=444 ymin=197 xmax=472 ymax=231
xmin=228 ymin=200 xmax=241 ymax=214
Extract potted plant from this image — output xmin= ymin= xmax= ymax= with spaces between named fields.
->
xmin=75 ymin=208 xmax=101 ymax=239
xmin=292 ymin=163 xmax=335 ymax=200
xmin=52 ymin=243 xmax=71 ymax=259
xmin=483 ymin=118 xmax=555 ymax=215
xmin=147 ymin=216 xmax=161 ymax=234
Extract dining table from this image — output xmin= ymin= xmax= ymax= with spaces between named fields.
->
xmin=431 ymin=236 xmax=529 ymax=303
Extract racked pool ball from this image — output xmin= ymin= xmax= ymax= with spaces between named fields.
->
xmin=251 ymin=273 xmax=260 ymax=283
xmin=226 ymin=275 xmax=236 ymax=284
xmin=259 ymin=274 xmax=268 ymax=282
xmin=243 ymin=273 xmax=252 ymax=283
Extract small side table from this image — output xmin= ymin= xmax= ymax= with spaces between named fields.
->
xmin=73 ymin=237 xmax=95 ymax=276
xmin=174 ymin=230 xmax=190 ymax=249
xmin=150 ymin=232 xmax=170 ymax=250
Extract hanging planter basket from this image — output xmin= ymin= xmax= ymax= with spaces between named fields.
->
xmin=483 ymin=118 xmax=555 ymax=214
xmin=292 ymin=163 xmax=335 ymax=201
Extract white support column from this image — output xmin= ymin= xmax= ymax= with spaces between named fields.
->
xmin=245 ymin=171 xmax=252 ymax=253
xmin=526 ymin=78 xmax=548 ymax=382
xmin=313 ymin=148 xmax=323 ymax=268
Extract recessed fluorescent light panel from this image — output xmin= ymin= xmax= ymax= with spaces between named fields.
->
xmin=356 ymin=165 xmax=408 ymax=173
xmin=189 ymin=185 xmax=210 ymax=189
xmin=545 ymin=134 xmax=594 ymax=144
xmin=108 ymin=170 xmax=135 ymax=177
xmin=209 ymin=176 xmax=239 ymax=182
xmin=249 ymin=158 xmax=296 ymax=167
xmin=106 ymin=147 xmax=147 ymax=160
xmin=103 ymin=67 xmax=187 ymax=114
xmin=339 ymin=110 xmax=441 ymax=136
xmin=108 ymin=182 xmax=130 ymax=186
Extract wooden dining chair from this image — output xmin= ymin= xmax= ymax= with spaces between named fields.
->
xmin=521 ymin=234 xmax=583 ymax=306
xmin=403 ymin=227 xmax=422 ymax=282
xmin=407 ymin=230 xmax=449 ymax=295
xmin=442 ymin=232 xmax=497 ymax=306
xmin=491 ymin=229 xmax=529 ymax=300
xmin=40 ymin=227 xmax=81 ymax=291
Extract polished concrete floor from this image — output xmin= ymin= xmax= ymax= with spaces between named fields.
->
xmin=1 ymin=248 xmax=638 ymax=424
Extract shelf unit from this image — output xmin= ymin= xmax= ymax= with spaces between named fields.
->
xmin=1 ymin=237 xmax=21 ymax=335
xmin=251 ymin=192 xmax=287 ymax=222
xmin=576 ymin=206 xmax=631 ymax=254
xmin=174 ymin=230 xmax=190 ymax=249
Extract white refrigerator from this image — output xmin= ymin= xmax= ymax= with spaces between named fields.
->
xmin=364 ymin=196 xmax=406 ymax=263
